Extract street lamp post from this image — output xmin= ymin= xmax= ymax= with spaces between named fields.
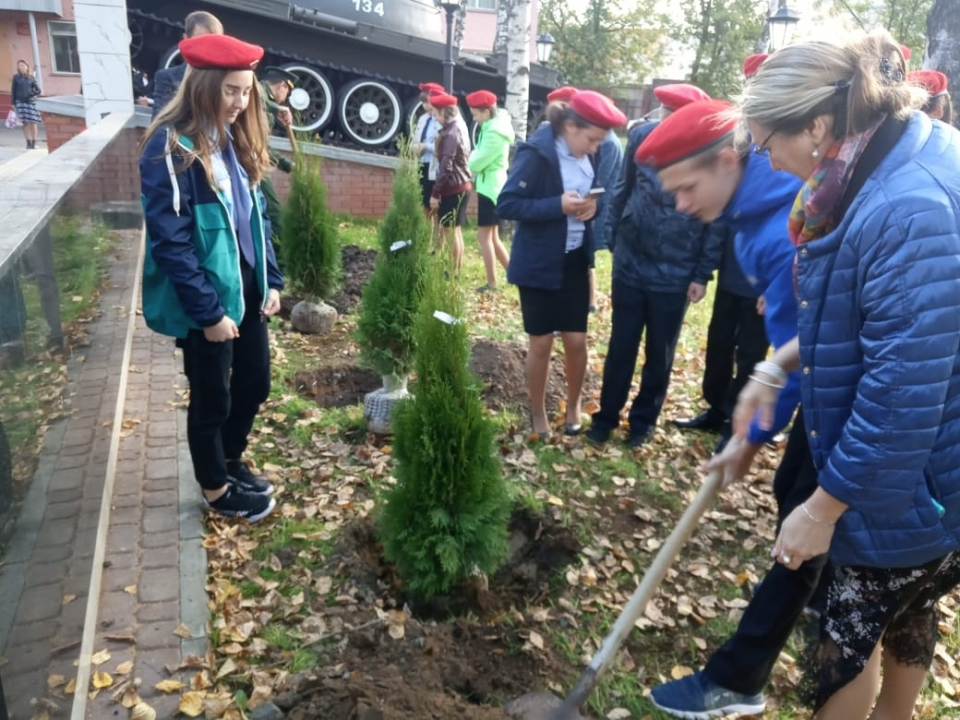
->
xmin=767 ymin=0 xmax=800 ymax=53
xmin=440 ymin=1 xmax=463 ymax=93
xmin=536 ymin=32 xmax=556 ymax=65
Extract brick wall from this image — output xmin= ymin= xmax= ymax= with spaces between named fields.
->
xmin=268 ymin=151 xmax=479 ymax=220
xmin=42 ymin=111 xmax=480 ymax=221
xmin=42 ymin=111 xmax=144 ymax=210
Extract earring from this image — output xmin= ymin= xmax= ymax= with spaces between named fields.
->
xmin=812 ymin=148 xmax=820 ymax=158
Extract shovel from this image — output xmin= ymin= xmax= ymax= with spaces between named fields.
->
xmin=505 ymin=470 xmax=724 ymax=720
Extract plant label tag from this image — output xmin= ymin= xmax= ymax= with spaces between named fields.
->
xmin=390 ymin=239 xmax=412 ymax=252
xmin=433 ymin=310 xmax=463 ymax=325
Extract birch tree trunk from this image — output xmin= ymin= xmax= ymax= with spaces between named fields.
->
xmin=503 ymin=0 xmax=532 ymax=141
xmin=926 ymin=0 xmax=960 ymax=122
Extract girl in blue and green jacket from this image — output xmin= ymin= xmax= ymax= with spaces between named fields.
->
xmin=140 ymin=34 xmax=283 ymax=522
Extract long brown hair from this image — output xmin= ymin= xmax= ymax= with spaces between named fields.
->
xmin=143 ymin=66 xmax=272 ymax=187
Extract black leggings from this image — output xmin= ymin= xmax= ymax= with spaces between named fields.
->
xmin=179 ymin=263 xmax=271 ymax=490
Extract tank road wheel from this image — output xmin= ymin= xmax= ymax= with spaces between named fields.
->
xmin=404 ymin=97 xmax=425 ymax=138
xmin=338 ymin=78 xmax=402 ymax=147
xmin=160 ymin=45 xmax=183 ymax=70
xmin=283 ymin=64 xmax=335 ymax=134
xmin=128 ymin=18 xmax=144 ymax=60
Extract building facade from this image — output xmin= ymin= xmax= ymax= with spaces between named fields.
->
xmin=0 ymin=0 xmax=81 ymax=114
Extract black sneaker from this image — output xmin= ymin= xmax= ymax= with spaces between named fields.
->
xmin=586 ymin=424 xmax=612 ymax=444
xmin=226 ymin=461 xmax=274 ymax=495
xmin=203 ymin=486 xmax=276 ymax=522
xmin=629 ymin=428 xmax=653 ymax=448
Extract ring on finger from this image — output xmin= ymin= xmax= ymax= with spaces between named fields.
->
xmin=780 ymin=553 xmax=792 ymax=564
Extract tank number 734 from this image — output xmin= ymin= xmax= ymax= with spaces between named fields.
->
xmin=353 ymin=0 xmax=385 ymax=15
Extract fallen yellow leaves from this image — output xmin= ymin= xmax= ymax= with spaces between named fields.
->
xmin=130 ymin=701 xmax=157 ymax=720
xmin=92 ymin=671 xmax=113 ymax=689
xmin=177 ymin=691 xmax=206 ymax=717
xmin=90 ymin=649 xmax=111 ymax=666
xmin=154 ymin=679 xmax=184 ymax=693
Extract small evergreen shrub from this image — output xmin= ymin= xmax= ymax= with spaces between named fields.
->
xmin=281 ymin=151 xmax=341 ymax=300
xmin=356 ymin=140 xmax=431 ymax=378
xmin=378 ymin=261 xmax=511 ymax=598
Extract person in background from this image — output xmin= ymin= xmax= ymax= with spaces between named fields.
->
xmin=11 ymin=60 xmax=41 ymax=149
xmin=546 ymin=85 xmax=623 ymax=313
xmin=498 ymin=91 xmax=626 ymax=438
xmin=636 ymin=99 xmax=816 ymax=718
xmin=730 ymin=33 xmax=960 ymax=720
xmin=673 ymin=61 xmax=770 ymax=452
xmin=140 ymin=34 xmax=282 ymax=521
xmin=908 ymin=69 xmax=953 ymax=125
xmin=132 ymin=67 xmax=152 ymax=108
xmin=258 ymin=66 xmax=298 ymax=250
xmin=588 ymin=83 xmax=722 ymax=448
xmin=412 ymin=82 xmax=443 ymax=217
xmin=429 ymin=93 xmax=473 ymax=273
xmin=742 ymin=53 xmax=768 ymax=80
xmin=151 ymin=10 xmax=224 ymax=117
xmin=466 ymin=90 xmax=513 ymax=292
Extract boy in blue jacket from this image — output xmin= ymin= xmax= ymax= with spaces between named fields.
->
xmin=634 ymin=99 xmax=825 ymax=718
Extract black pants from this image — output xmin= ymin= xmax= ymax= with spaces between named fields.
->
xmin=704 ymin=412 xmax=831 ymax=696
xmin=180 ymin=263 xmax=271 ymax=491
xmin=592 ymin=280 xmax=688 ymax=435
xmin=702 ymin=286 xmax=768 ymax=421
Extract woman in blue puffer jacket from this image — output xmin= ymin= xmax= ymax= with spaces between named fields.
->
xmin=734 ymin=32 xmax=960 ymax=719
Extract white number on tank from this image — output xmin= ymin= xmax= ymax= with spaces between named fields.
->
xmin=353 ymin=0 xmax=384 ymax=14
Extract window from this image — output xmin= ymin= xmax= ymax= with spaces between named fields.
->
xmin=49 ymin=21 xmax=80 ymax=74
xmin=466 ymin=0 xmax=496 ymax=9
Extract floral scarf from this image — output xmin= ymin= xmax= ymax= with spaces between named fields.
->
xmin=787 ymin=121 xmax=883 ymax=247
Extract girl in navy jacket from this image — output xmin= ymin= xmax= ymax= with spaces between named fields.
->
xmin=497 ymin=91 xmax=625 ymax=439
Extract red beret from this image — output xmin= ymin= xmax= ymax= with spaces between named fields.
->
xmin=429 ymin=93 xmax=458 ymax=108
xmin=909 ymin=70 xmax=948 ymax=97
xmin=569 ymin=90 xmax=626 ymax=130
xmin=419 ymin=82 xmax=445 ymax=95
xmin=653 ymin=83 xmax=710 ymax=112
xmin=636 ymin=99 xmax=736 ymax=169
xmin=179 ymin=35 xmax=264 ymax=71
xmin=466 ymin=90 xmax=497 ymax=108
xmin=547 ymin=86 xmax=578 ymax=103
xmin=899 ymin=44 xmax=912 ymax=61
xmin=742 ymin=53 xmax=768 ymax=79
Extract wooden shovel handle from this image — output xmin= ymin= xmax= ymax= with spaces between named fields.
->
xmin=559 ymin=470 xmax=724 ymax=711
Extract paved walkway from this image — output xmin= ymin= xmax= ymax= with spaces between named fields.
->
xmin=0 ymin=222 xmax=208 ymax=717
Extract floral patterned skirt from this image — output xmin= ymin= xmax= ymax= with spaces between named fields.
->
xmin=815 ymin=550 xmax=960 ymax=709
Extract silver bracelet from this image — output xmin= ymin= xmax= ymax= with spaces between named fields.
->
xmin=802 ymin=501 xmax=836 ymax=526
xmin=748 ymin=374 xmax=785 ymax=390
xmin=754 ymin=360 xmax=788 ymax=385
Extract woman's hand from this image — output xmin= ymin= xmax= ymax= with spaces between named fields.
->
xmin=429 ymin=196 xmax=440 ymax=212
xmin=575 ymin=195 xmax=598 ymax=222
xmin=733 ymin=375 xmax=781 ymax=438
xmin=704 ymin=435 xmax=762 ymax=489
xmin=262 ymin=289 xmax=281 ymax=317
xmin=772 ymin=491 xmax=845 ymax=570
xmin=756 ymin=295 xmax=766 ymax=316
xmin=561 ymin=190 xmax=587 ymax=216
xmin=204 ymin=316 xmax=239 ymax=342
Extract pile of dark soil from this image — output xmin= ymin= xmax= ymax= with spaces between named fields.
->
xmin=274 ymin=510 xmax=580 ymax=719
xmin=469 ymin=338 xmax=597 ymax=413
xmin=279 ymin=244 xmax=377 ymax=319
xmin=292 ymin=365 xmax=381 ymax=408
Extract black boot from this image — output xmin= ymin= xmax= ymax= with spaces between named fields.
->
xmin=673 ymin=409 xmax=725 ymax=431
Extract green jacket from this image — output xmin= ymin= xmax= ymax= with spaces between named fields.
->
xmin=468 ymin=108 xmax=515 ymax=202
xmin=140 ymin=131 xmax=283 ymax=339
xmin=261 ymin=81 xmax=293 ymax=173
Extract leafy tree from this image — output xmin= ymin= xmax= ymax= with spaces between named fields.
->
xmin=280 ymin=151 xmax=341 ymax=300
xmin=926 ymin=0 xmax=960 ymax=125
xmin=356 ymin=141 xmax=431 ymax=379
xmin=816 ymin=0 xmax=933 ymax=62
xmin=378 ymin=259 xmax=511 ymax=598
xmin=538 ymin=0 xmax=670 ymax=87
xmin=671 ymin=0 xmax=768 ymax=99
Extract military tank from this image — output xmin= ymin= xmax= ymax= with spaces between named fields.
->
xmin=127 ymin=0 xmax=559 ymax=153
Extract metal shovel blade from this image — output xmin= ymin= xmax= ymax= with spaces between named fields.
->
xmin=503 ymin=692 xmax=587 ymax=720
